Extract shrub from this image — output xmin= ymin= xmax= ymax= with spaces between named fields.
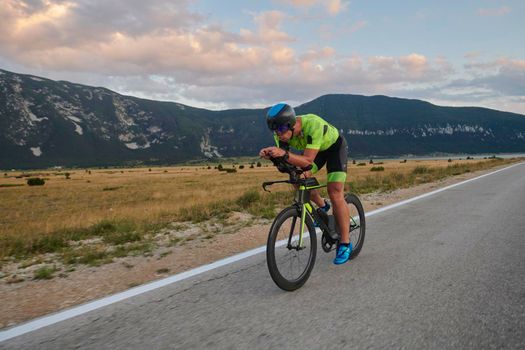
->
xmin=64 ymin=172 xmax=71 ymax=179
xmin=369 ymin=159 xmax=374 ymax=164
xmin=103 ymin=231 xmax=141 ymax=245
xmin=448 ymin=159 xmax=452 ymax=162
xmin=103 ymin=186 xmax=122 ymax=191
xmin=34 ymin=265 xmax=56 ymax=280
xmin=257 ymin=162 xmax=262 ymax=167
xmin=250 ymin=164 xmax=254 ymax=168
xmin=239 ymin=165 xmax=245 ymax=169
xmin=352 ymin=159 xmax=356 ymax=164
xmin=27 ymin=177 xmax=45 ymax=186
xmin=370 ymin=166 xmax=385 ymax=172
xmin=237 ymin=189 xmax=261 ymax=207
xmin=218 ymin=164 xmax=224 ymax=171
xmin=412 ymin=166 xmax=430 ymax=174
xmin=357 ymin=163 xmax=366 ymax=166
xmin=224 ymin=168 xmax=237 ymax=173
xmin=74 ymin=247 xmax=110 ymax=266
xmin=31 ymin=235 xmax=69 ymax=254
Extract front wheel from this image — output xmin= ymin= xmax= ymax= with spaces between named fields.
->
xmin=266 ymin=206 xmax=317 ymax=291
xmin=345 ymin=193 xmax=366 ymax=259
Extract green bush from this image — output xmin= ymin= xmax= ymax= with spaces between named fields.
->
xmin=412 ymin=166 xmax=429 ymax=174
xmin=237 ymin=190 xmax=261 ymax=207
xmin=27 ymin=178 xmax=45 ymax=186
xmin=370 ymin=166 xmax=385 ymax=172
xmin=357 ymin=163 xmax=367 ymax=166
xmin=103 ymin=186 xmax=122 ymax=191
xmin=103 ymin=231 xmax=141 ymax=245
xmin=34 ymin=265 xmax=56 ymax=280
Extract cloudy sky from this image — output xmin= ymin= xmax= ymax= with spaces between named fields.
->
xmin=1 ymin=0 xmax=524 ymax=114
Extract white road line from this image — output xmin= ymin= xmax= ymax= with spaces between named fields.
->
xmin=1 ymin=162 xmax=523 ymax=342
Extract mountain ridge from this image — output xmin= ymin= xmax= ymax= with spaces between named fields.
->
xmin=1 ymin=68 xmax=524 ymax=169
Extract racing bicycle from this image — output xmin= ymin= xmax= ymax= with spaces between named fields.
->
xmin=262 ymin=157 xmax=366 ymax=291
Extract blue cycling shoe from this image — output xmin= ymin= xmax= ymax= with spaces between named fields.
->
xmin=333 ymin=242 xmax=352 ymax=265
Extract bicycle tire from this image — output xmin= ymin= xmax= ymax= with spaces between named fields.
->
xmin=266 ymin=206 xmax=317 ymax=291
xmin=345 ymin=193 xmax=366 ymax=259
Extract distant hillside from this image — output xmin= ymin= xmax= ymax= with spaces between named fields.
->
xmin=1 ymin=68 xmax=524 ymax=169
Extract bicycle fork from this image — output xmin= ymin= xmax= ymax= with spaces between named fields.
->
xmin=287 ymin=203 xmax=312 ymax=251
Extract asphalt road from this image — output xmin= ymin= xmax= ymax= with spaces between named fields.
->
xmin=2 ymin=163 xmax=525 ymax=349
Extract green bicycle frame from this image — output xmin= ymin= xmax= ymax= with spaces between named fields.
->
xmin=296 ymin=182 xmax=326 ymax=248
xmin=295 ymin=182 xmax=360 ymax=248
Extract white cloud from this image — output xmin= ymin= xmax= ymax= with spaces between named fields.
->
xmin=1 ymin=1 xmax=523 ymax=114
xmin=274 ymin=0 xmax=348 ymax=16
xmin=394 ymin=58 xmax=525 ymax=114
xmin=477 ymin=6 xmax=511 ymax=17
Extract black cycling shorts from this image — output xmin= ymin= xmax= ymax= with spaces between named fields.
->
xmin=312 ymin=135 xmax=348 ymax=183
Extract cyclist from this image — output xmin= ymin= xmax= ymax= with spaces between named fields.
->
xmin=259 ymin=103 xmax=352 ymax=264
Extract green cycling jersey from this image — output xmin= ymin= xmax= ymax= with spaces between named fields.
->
xmin=273 ymin=114 xmax=340 ymax=151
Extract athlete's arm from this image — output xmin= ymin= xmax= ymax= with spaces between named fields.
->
xmin=288 ymin=148 xmax=318 ymax=168
xmin=262 ymin=147 xmax=318 ymax=168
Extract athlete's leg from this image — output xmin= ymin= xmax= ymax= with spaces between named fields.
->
xmin=309 ymin=155 xmax=327 ymax=208
xmin=325 ymin=136 xmax=350 ymax=243
xmin=328 ymin=182 xmax=350 ymax=244
xmin=310 ymin=189 xmax=325 ymax=208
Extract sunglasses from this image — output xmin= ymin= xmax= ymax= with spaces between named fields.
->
xmin=273 ymin=124 xmax=289 ymax=135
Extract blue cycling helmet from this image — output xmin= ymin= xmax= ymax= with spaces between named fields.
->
xmin=266 ymin=103 xmax=296 ymax=131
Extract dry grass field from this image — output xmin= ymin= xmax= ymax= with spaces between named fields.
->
xmin=0 ymin=156 xmax=519 ymax=267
